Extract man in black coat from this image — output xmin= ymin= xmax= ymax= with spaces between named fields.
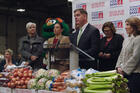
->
xmin=70 ymin=9 xmax=100 ymax=69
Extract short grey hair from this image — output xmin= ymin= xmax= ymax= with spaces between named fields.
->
xmin=26 ymin=22 xmax=36 ymax=29
xmin=5 ymin=49 xmax=13 ymax=56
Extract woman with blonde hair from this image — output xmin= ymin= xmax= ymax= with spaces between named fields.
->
xmin=0 ymin=49 xmax=16 ymax=71
xmin=116 ymin=17 xmax=140 ymax=93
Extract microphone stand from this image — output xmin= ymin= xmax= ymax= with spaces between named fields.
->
xmin=70 ymin=43 xmax=95 ymax=61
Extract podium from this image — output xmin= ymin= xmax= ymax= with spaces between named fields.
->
xmin=44 ymin=43 xmax=79 ymax=72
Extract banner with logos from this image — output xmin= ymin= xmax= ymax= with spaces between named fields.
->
xmin=72 ymin=0 xmax=140 ymax=38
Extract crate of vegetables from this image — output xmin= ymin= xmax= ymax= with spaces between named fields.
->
xmin=7 ymin=67 xmax=34 ymax=89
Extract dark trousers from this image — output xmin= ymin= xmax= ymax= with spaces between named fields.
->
xmin=79 ymin=60 xmax=98 ymax=70
xmin=29 ymin=58 xmax=43 ymax=70
xmin=124 ymin=73 xmax=140 ymax=93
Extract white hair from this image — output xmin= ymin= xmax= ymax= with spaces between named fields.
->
xmin=26 ymin=22 xmax=36 ymax=29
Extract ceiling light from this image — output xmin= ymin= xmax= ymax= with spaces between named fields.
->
xmin=17 ymin=8 xmax=25 ymax=12
xmin=68 ymin=0 xmax=73 ymax=2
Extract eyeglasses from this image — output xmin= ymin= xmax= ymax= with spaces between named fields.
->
xmin=103 ymin=30 xmax=112 ymax=33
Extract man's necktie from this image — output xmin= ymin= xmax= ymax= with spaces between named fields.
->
xmin=77 ymin=28 xmax=82 ymax=45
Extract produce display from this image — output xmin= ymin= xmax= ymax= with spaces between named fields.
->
xmin=36 ymin=77 xmax=48 ymax=90
xmin=51 ymin=71 xmax=69 ymax=92
xmin=0 ymin=67 xmax=129 ymax=93
xmin=34 ymin=69 xmax=47 ymax=78
xmin=47 ymin=69 xmax=60 ymax=78
xmin=0 ymin=72 xmax=9 ymax=87
xmin=45 ymin=80 xmax=53 ymax=90
xmin=83 ymin=70 xmax=129 ymax=93
xmin=27 ymin=69 xmax=69 ymax=92
xmin=7 ymin=67 xmax=33 ymax=89
xmin=27 ymin=79 xmax=36 ymax=89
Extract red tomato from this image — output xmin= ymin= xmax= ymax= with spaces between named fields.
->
xmin=16 ymin=86 xmax=20 ymax=88
xmin=14 ymin=72 xmax=18 ymax=77
xmin=26 ymin=77 xmax=31 ymax=81
xmin=22 ymin=85 xmax=27 ymax=89
xmin=7 ymin=82 xmax=11 ymax=87
xmin=16 ymin=77 xmax=20 ymax=81
xmin=24 ymin=70 xmax=28 ymax=74
xmin=28 ymin=70 xmax=32 ymax=73
xmin=9 ymin=76 xmax=14 ymax=79
xmin=15 ymin=81 xmax=18 ymax=85
xmin=24 ymin=73 xmax=28 ymax=77
xmin=28 ymin=73 xmax=32 ymax=77
xmin=19 ymin=68 xmax=24 ymax=73
xmin=21 ymin=77 xmax=26 ymax=80
xmin=17 ymin=81 xmax=21 ymax=85
xmin=12 ymin=78 xmax=16 ymax=82
xmin=18 ymin=73 xmax=23 ymax=78
xmin=23 ymin=68 xmax=29 ymax=71
xmin=20 ymin=80 xmax=24 ymax=85
xmin=10 ymin=82 xmax=15 ymax=88
xmin=25 ymin=80 xmax=28 ymax=85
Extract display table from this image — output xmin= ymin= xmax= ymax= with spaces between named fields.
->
xmin=0 ymin=87 xmax=66 ymax=93
xmin=38 ymin=90 xmax=65 ymax=93
xmin=0 ymin=87 xmax=11 ymax=93
xmin=13 ymin=89 xmax=36 ymax=93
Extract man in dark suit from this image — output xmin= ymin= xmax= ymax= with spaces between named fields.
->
xmin=70 ymin=8 xmax=100 ymax=69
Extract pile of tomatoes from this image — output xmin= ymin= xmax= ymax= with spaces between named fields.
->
xmin=7 ymin=68 xmax=34 ymax=89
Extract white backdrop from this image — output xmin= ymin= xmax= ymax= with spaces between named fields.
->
xmin=72 ymin=0 xmax=140 ymax=38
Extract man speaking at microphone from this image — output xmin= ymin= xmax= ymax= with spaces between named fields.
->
xmin=71 ymin=8 xmax=100 ymax=69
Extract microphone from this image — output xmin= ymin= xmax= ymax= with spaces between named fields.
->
xmin=70 ymin=43 xmax=95 ymax=61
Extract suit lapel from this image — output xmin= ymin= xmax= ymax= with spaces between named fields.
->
xmin=78 ymin=24 xmax=90 ymax=46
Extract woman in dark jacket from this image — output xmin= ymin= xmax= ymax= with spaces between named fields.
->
xmin=98 ymin=22 xmax=124 ymax=71
xmin=18 ymin=22 xmax=44 ymax=70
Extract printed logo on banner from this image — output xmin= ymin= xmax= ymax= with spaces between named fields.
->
xmin=91 ymin=11 xmax=103 ymax=21
xmin=110 ymin=0 xmax=123 ymax=8
xmin=91 ymin=2 xmax=105 ymax=8
xmin=93 ymin=24 xmax=103 ymax=30
xmin=129 ymin=5 xmax=140 ymax=16
xmin=109 ymin=9 xmax=124 ymax=17
xmin=129 ymin=0 xmax=140 ymax=2
xmin=112 ymin=20 xmax=123 ymax=29
xmin=76 ymin=3 xmax=86 ymax=10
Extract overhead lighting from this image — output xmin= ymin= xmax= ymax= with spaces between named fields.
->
xmin=17 ymin=8 xmax=25 ymax=12
xmin=68 ymin=0 xmax=73 ymax=2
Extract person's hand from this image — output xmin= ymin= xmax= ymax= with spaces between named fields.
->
xmin=24 ymin=62 xmax=29 ymax=66
xmin=98 ymin=52 xmax=104 ymax=58
xmin=31 ymin=56 xmax=38 ymax=61
xmin=103 ymin=53 xmax=111 ymax=59
xmin=117 ymin=67 xmax=124 ymax=75
xmin=4 ymin=64 xmax=8 ymax=69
